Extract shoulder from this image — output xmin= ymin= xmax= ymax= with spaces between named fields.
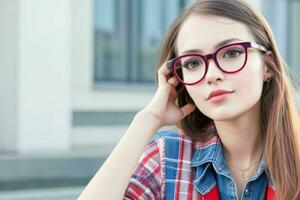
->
xmin=148 ymin=128 xmax=195 ymax=162
xmin=151 ymin=122 xmax=217 ymax=147
xmin=143 ymin=129 xmax=183 ymax=161
xmin=135 ymin=129 xmax=181 ymax=166
xmin=142 ymin=127 xmax=220 ymax=166
xmin=137 ymin=128 xmax=195 ymax=167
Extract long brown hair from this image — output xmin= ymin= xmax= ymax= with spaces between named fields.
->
xmin=154 ymin=0 xmax=300 ymax=199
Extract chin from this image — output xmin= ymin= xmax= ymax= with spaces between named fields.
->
xmin=207 ymin=112 xmax=241 ymax=121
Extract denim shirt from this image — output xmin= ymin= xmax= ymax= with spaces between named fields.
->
xmin=191 ymin=132 xmax=268 ymax=200
xmin=124 ymin=126 xmax=275 ymax=200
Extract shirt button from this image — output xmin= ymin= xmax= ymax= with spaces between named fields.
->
xmin=245 ymin=188 xmax=249 ymax=193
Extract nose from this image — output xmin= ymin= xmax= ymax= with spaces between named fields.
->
xmin=204 ymin=58 xmax=225 ymax=84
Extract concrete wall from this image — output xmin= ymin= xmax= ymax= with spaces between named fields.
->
xmin=0 ymin=0 xmax=71 ymax=154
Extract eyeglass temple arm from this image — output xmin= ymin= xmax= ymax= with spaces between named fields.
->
xmin=167 ymin=59 xmax=181 ymax=70
xmin=166 ymin=60 xmax=173 ymax=70
xmin=251 ymin=42 xmax=267 ymax=52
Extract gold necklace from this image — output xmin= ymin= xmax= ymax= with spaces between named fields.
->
xmin=227 ymin=159 xmax=260 ymax=180
xmin=224 ymin=148 xmax=262 ymax=180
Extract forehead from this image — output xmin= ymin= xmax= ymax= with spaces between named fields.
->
xmin=176 ymin=14 xmax=255 ymax=55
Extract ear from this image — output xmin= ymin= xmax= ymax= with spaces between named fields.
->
xmin=263 ymin=50 xmax=274 ymax=81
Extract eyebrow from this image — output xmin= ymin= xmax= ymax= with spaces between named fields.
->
xmin=179 ymin=38 xmax=242 ymax=55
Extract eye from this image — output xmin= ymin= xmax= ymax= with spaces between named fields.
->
xmin=183 ymin=59 xmax=203 ymax=70
xmin=223 ymin=49 xmax=244 ymax=58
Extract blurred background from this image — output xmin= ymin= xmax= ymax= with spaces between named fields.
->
xmin=0 ymin=0 xmax=299 ymax=199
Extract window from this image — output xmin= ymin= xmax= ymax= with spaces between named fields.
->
xmin=94 ymin=0 xmax=299 ymax=87
xmin=288 ymin=0 xmax=300 ymax=86
xmin=94 ymin=0 xmax=124 ymax=82
xmin=261 ymin=0 xmax=300 ymax=86
xmin=94 ymin=0 xmax=189 ymax=85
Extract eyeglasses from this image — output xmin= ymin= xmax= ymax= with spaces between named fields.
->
xmin=167 ymin=42 xmax=267 ymax=85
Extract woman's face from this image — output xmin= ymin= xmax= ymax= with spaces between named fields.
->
xmin=176 ymin=14 xmax=269 ymax=121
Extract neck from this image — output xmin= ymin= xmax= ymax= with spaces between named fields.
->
xmin=214 ymin=102 xmax=263 ymax=169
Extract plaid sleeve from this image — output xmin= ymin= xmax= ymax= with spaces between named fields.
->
xmin=123 ymin=134 xmax=164 ymax=200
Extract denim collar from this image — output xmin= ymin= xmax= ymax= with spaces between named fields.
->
xmin=190 ymin=122 xmax=268 ymax=195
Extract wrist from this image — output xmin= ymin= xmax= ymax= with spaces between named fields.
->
xmin=135 ymin=109 xmax=162 ymax=129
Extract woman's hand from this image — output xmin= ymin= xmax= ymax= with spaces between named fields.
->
xmin=142 ymin=62 xmax=196 ymax=127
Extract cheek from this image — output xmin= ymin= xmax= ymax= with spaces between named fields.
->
xmin=185 ymin=86 xmax=205 ymax=104
xmin=185 ymin=85 xmax=213 ymax=117
xmin=185 ymin=58 xmax=265 ymax=120
xmin=238 ymin=56 xmax=265 ymax=100
xmin=186 ymin=86 xmax=214 ymax=117
xmin=234 ymin=72 xmax=264 ymax=111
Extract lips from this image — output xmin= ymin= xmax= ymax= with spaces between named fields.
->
xmin=207 ymin=89 xmax=234 ymax=100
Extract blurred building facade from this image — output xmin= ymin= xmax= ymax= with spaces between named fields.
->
xmin=0 ymin=0 xmax=299 ymax=199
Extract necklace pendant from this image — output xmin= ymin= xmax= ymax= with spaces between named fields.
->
xmin=242 ymin=171 xmax=251 ymax=179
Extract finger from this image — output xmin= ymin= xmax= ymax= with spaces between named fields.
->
xmin=173 ymin=89 xmax=180 ymax=100
xmin=158 ymin=63 xmax=172 ymax=85
xmin=168 ymin=87 xmax=177 ymax=101
xmin=167 ymin=76 xmax=180 ymax=88
xmin=181 ymin=103 xmax=196 ymax=118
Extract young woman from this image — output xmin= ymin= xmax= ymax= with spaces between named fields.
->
xmin=78 ymin=0 xmax=300 ymax=199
